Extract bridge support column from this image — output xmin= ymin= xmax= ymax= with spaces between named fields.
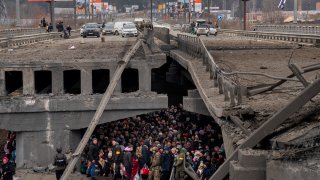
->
xmin=16 ymin=129 xmax=81 ymax=168
xmin=0 ymin=70 xmax=6 ymax=96
xmin=139 ymin=65 xmax=151 ymax=92
xmin=52 ymin=69 xmax=64 ymax=95
xmin=23 ymin=69 xmax=35 ymax=95
xmin=110 ymin=68 xmax=121 ymax=93
xmin=81 ymin=68 xmax=92 ymax=95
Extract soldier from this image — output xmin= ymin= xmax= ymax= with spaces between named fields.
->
xmin=174 ymin=148 xmax=187 ymax=180
xmin=112 ymin=140 xmax=123 ymax=180
xmin=148 ymin=147 xmax=161 ymax=180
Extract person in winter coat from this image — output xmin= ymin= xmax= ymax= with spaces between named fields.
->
xmin=131 ymin=154 xmax=140 ymax=180
xmin=87 ymin=138 xmax=99 ymax=178
xmin=140 ymin=139 xmax=151 ymax=168
xmin=112 ymin=140 xmax=123 ymax=180
xmin=53 ymin=147 xmax=67 ymax=180
xmin=148 ymin=147 xmax=161 ymax=180
xmin=123 ymin=146 xmax=133 ymax=180
xmin=1 ymin=157 xmax=14 ymax=180
xmin=160 ymin=146 xmax=172 ymax=180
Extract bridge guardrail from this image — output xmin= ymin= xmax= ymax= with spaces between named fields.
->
xmin=254 ymin=25 xmax=320 ymax=35
xmin=153 ymin=27 xmax=171 ymax=44
xmin=0 ymin=33 xmax=60 ymax=48
xmin=220 ymin=29 xmax=320 ymax=47
xmin=0 ymin=28 xmax=46 ymax=38
xmin=177 ymin=34 xmax=243 ymax=106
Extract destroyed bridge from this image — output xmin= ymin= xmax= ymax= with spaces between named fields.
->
xmin=0 ymin=26 xmax=320 ymax=180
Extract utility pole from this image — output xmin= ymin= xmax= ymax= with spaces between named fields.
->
xmin=188 ymin=0 xmax=191 ymax=23
xmin=242 ymin=0 xmax=249 ymax=30
xmin=193 ymin=0 xmax=195 ymax=19
xmin=91 ymin=0 xmax=94 ymax=21
xmin=294 ymin=0 xmax=298 ymax=24
xmin=207 ymin=0 xmax=210 ymax=22
xmin=151 ymin=0 xmax=153 ymax=23
xmin=15 ymin=0 xmax=20 ymax=26
xmin=74 ymin=0 xmax=77 ymax=28
xmin=51 ymin=0 xmax=55 ymax=30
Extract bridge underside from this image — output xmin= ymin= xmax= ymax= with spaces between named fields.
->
xmin=8 ymin=93 xmax=167 ymax=168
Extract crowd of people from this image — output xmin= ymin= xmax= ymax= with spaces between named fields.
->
xmin=81 ymin=104 xmax=225 ymax=180
xmin=0 ymin=132 xmax=16 ymax=180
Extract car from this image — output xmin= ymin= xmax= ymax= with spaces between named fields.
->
xmin=102 ymin=23 xmax=114 ymax=35
xmin=172 ymin=24 xmax=182 ymax=31
xmin=113 ymin=21 xmax=134 ymax=35
xmin=121 ymin=23 xmax=138 ymax=37
xmin=196 ymin=24 xmax=217 ymax=36
xmin=82 ymin=23 xmax=101 ymax=38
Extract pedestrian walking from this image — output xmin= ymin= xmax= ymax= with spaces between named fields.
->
xmin=87 ymin=138 xmax=99 ymax=179
xmin=53 ymin=147 xmax=67 ymax=180
xmin=66 ymin=25 xmax=72 ymax=36
xmin=160 ymin=146 xmax=172 ymax=180
xmin=112 ymin=140 xmax=123 ymax=180
xmin=123 ymin=146 xmax=133 ymax=180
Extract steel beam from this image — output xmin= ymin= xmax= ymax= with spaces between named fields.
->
xmin=210 ymin=78 xmax=320 ymax=180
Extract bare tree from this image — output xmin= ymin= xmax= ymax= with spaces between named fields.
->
xmin=261 ymin=0 xmax=285 ymax=24
xmin=0 ymin=0 xmax=7 ymax=23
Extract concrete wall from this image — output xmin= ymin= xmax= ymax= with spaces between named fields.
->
xmin=266 ymin=160 xmax=320 ymax=180
xmin=16 ymin=129 xmax=81 ymax=168
xmin=183 ymin=90 xmax=211 ymax=116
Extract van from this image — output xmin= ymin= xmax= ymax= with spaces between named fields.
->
xmin=113 ymin=22 xmax=134 ymax=35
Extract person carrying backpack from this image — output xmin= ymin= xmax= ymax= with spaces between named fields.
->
xmin=53 ymin=147 xmax=67 ymax=180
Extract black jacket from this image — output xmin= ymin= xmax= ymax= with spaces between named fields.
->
xmin=123 ymin=151 xmax=132 ymax=169
xmin=112 ymin=145 xmax=123 ymax=164
xmin=161 ymin=152 xmax=173 ymax=172
xmin=88 ymin=143 xmax=99 ymax=162
xmin=1 ymin=163 xmax=14 ymax=180
xmin=141 ymin=140 xmax=151 ymax=167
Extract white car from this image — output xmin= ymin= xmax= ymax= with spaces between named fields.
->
xmin=121 ymin=24 xmax=138 ymax=37
xmin=196 ymin=24 xmax=217 ymax=36
xmin=172 ymin=24 xmax=182 ymax=31
xmin=113 ymin=21 xmax=134 ymax=35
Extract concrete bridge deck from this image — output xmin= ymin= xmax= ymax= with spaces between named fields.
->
xmin=158 ymin=30 xmax=320 ymax=179
xmin=0 ymin=34 xmax=168 ymax=168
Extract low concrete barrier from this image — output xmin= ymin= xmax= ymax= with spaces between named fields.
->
xmin=153 ymin=27 xmax=170 ymax=44
xmin=220 ymin=29 xmax=320 ymax=47
xmin=0 ymin=28 xmax=46 ymax=38
xmin=254 ymin=25 xmax=320 ymax=35
xmin=0 ymin=33 xmax=60 ymax=48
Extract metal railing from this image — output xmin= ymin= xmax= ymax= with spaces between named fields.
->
xmin=177 ymin=34 xmax=243 ymax=106
xmin=254 ymin=25 xmax=320 ymax=35
xmin=0 ymin=28 xmax=46 ymax=38
xmin=220 ymin=29 xmax=320 ymax=47
xmin=0 ymin=33 xmax=59 ymax=48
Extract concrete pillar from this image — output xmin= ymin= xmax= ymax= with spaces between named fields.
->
xmin=81 ymin=68 xmax=92 ymax=95
xmin=110 ymin=67 xmax=121 ymax=93
xmin=138 ymin=65 xmax=151 ymax=92
xmin=0 ymin=70 xmax=6 ymax=96
xmin=23 ymin=69 xmax=35 ymax=95
xmin=16 ymin=129 xmax=81 ymax=168
xmin=52 ymin=69 xmax=63 ymax=95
